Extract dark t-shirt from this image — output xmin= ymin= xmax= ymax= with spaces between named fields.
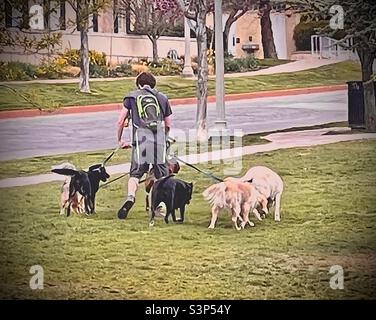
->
xmin=123 ymin=86 xmax=172 ymax=164
xmin=123 ymin=86 xmax=172 ymax=127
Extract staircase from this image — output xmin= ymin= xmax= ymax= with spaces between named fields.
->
xmin=311 ymin=35 xmax=358 ymax=61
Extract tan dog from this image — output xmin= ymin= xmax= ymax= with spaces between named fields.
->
xmin=202 ymin=178 xmax=268 ymax=230
xmin=240 ymin=166 xmax=284 ymax=222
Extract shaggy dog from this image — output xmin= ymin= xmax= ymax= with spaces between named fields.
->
xmin=203 ymin=178 xmax=268 ymax=230
xmin=52 ymin=163 xmax=110 ymax=216
xmin=240 ymin=166 xmax=284 ymax=221
xmin=149 ymin=175 xmax=193 ymax=226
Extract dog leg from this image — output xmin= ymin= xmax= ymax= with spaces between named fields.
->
xmin=177 ymin=206 xmax=185 ymax=223
xmin=145 ymin=194 xmax=149 ymax=212
xmin=240 ymin=204 xmax=250 ymax=229
xmin=252 ymin=208 xmax=262 ymax=221
xmin=149 ymin=208 xmax=156 ymax=227
xmin=274 ymin=192 xmax=282 ymax=222
xmin=232 ymin=207 xmax=242 ymax=231
xmin=232 ymin=214 xmax=241 ymax=231
xmin=171 ymin=209 xmax=177 ymax=223
xmin=208 ymin=207 xmax=219 ymax=229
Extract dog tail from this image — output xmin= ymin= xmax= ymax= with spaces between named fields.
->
xmin=202 ymin=182 xmax=226 ymax=207
xmin=51 ymin=168 xmax=78 ymax=176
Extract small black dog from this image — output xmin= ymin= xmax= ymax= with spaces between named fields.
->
xmin=52 ymin=164 xmax=110 ymax=216
xmin=150 ymin=175 xmax=193 ymax=226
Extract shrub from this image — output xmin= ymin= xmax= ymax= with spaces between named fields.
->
xmin=0 ymin=61 xmax=39 ymax=81
xmin=224 ymin=56 xmax=259 ymax=73
xmin=109 ymin=63 xmax=136 ymax=78
xmin=37 ymin=59 xmax=67 ymax=79
xmin=89 ymin=50 xmax=107 ymax=66
xmin=60 ymin=49 xmax=80 ymax=67
xmin=60 ymin=49 xmax=107 ymax=67
xmin=89 ymin=64 xmax=109 ymax=78
xmin=132 ymin=63 xmax=150 ymax=74
xmin=149 ymin=58 xmax=182 ymax=76
xmin=293 ymin=20 xmax=328 ymax=51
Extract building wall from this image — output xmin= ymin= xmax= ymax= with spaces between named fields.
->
xmin=285 ymin=12 xmax=301 ymax=59
xmin=0 ymin=2 xmax=298 ymax=65
xmin=235 ymin=11 xmax=264 ymax=59
xmin=0 ymin=1 xmax=197 ymax=65
xmin=234 ymin=10 xmax=300 ymax=60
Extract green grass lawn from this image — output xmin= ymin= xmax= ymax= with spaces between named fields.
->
xmin=0 ymin=61 xmax=360 ymax=111
xmin=0 ymin=122 xmax=347 ymax=180
xmin=257 ymin=58 xmax=292 ymax=68
xmin=0 ymin=140 xmax=375 ymax=299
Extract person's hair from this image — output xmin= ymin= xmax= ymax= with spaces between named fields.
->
xmin=136 ymin=72 xmax=156 ymax=89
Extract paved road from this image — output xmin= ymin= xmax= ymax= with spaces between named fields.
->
xmin=0 ymin=91 xmax=347 ymax=161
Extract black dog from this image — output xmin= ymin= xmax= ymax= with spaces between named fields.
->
xmin=150 ymin=175 xmax=193 ymax=226
xmin=52 ymin=164 xmax=110 ymax=216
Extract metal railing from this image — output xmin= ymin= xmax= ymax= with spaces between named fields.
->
xmin=311 ymin=35 xmax=358 ymax=60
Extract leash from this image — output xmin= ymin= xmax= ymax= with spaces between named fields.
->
xmin=99 ymin=137 xmax=178 ymax=188
xmin=99 ymin=172 xmax=130 ymax=189
xmin=102 ymin=146 xmax=121 ymax=166
xmin=171 ymin=154 xmax=223 ymax=182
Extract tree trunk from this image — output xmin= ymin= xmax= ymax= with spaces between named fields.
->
xmin=260 ymin=2 xmax=278 ymax=59
xmin=79 ymin=28 xmax=90 ymax=93
xmin=223 ymin=26 xmax=230 ymax=57
xmin=358 ymin=49 xmax=376 ymax=132
xmin=196 ymin=3 xmax=208 ymax=142
xmin=151 ymin=36 xmax=159 ymax=63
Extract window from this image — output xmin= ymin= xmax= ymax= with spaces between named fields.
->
xmin=5 ymin=2 xmax=13 ymax=28
xmin=44 ymin=0 xmax=50 ymax=30
xmin=92 ymin=13 xmax=98 ymax=32
xmin=60 ymin=0 xmax=66 ymax=30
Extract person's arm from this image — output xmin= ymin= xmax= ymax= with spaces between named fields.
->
xmin=117 ymin=105 xmax=131 ymax=148
xmin=164 ymin=98 xmax=173 ymax=134
xmin=164 ymin=114 xmax=172 ymax=134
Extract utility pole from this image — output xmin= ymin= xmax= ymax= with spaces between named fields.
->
xmin=214 ymin=0 xmax=226 ymax=129
xmin=182 ymin=18 xmax=194 ymax=77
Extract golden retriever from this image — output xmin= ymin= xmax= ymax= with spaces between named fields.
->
xmin=202 ymin=178 xmax=268 ymax=230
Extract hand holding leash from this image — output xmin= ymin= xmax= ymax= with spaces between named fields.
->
xmin=118 ymin=140 xmax=132 ymax=149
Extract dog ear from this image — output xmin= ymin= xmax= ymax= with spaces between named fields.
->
xmin=88 ymin=164 xmax=102 ymax=171
xmin=52 ymin=168 xmax=78 ymax=176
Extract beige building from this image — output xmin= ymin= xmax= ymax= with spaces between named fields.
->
xmin=0 ymin=1 xmax=300 ymax=65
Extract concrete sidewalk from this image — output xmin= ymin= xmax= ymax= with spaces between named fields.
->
xmin=1 ymin=127 xmax=375 ymax=188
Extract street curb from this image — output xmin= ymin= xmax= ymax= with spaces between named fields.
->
xmin=0 ymin=84 xmax=346 ymax=120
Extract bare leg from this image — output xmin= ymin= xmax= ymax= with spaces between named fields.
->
xmin=127 ymin=177 xmax=139 ymax=198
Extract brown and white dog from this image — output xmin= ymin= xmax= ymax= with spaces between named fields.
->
xmin=52 ymin=163 xmax=85 ymax=215
xmin=240 ymin=166 xmax=284 ymax=222
xmin=202 ymin=178 xmax=268 ymax=230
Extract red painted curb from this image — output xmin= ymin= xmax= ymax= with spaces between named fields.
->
xmin=0 ymin=84 xmax=346 ymax=120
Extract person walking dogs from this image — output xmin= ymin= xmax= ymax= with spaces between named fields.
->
xmin=117 ymin=72 xmax=173 ymax=219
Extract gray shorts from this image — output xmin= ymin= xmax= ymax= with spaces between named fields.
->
xmin=129 ymin=150 xmax=168 ymax=179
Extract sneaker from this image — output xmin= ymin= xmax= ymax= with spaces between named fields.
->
xmin=117 ymin=196 xmax=135 ymax=219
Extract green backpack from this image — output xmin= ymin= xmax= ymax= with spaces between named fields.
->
xmin=136 ymin=94 xmax=163 ymax=132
